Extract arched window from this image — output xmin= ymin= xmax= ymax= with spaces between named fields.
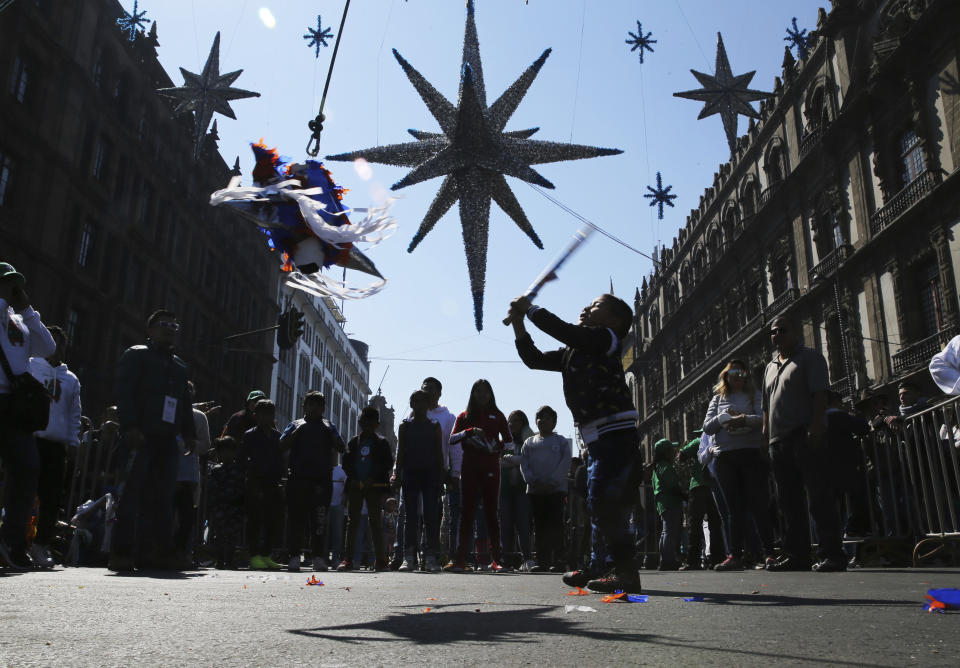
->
xmin=649 ymin=306 xmax=660 ymax=336
xmin=900 ymin=128 xmax=926 ymax=186
xmin=741 ymin=177 xmax=759 ymax=217
xmin=708 ymin=228 xmax=722 ymax=263
xmin=764 ymin=140 xmax=785 ymax=185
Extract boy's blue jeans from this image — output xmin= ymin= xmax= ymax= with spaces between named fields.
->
xmin=659 ymin=506 xmax=683 ymax=564
xmin=585 ymin=428 xmax=640 ymax=573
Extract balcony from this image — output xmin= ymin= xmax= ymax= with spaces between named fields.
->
xmin=869 ymin=170 xmax=939 ymax=236
xmin=763 ymin=287 xmax=799 ymax=319
xmin=759 ymin=180 xmax=782 ymax=207
xmin=892 ymin=324 xmax=960 ymax=375
xmin=830 ymin=374 xmax=856 ymax=401
xmin=809 ymin=244 xmax=851 ymax=282
xmin=799 ymin=124 xmax=827 ymax=159
xmin=674 ymin=312 xmax=765 ymax=395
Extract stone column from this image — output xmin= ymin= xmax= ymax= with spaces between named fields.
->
xmin=886 ymin=259 xmax=909 ymax=346
xmin=931 ymin=226 xmax=959 ymax=327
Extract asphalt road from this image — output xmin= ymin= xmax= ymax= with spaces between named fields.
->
xmin=2 ymin=566 xmax=959 ymax=666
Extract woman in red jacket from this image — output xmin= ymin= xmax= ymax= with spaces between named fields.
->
xmin=444 ymin=379 xmax=513 ymax=572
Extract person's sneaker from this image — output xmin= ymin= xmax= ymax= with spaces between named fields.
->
xmin=337 ymin=559 xmax=354 ymax=571
xmin=530 ymin=563 xmax=550 ymax=573
xmin=373 ymin=558 xmax=390 ymax=572
xmin=586 ymin=570 xmax=642 ymax=594
xmin=658 ymin=561 xmax=680 ymax=571
xmin=812 ymin=557 xmax=847 ymax=573
xmin=287 ymin=556 xmax=301 ymax=572
xmin=28 ymin=543 xmax=55 ymax=569
xmin=562 ymin=570 xmax=593 ymax=588
xmin=680 ymin=561 xmax=703 ymax=571
xmin=714 ymin=555 xmax=743 ymax=571
xmin=549 ymin=565 xmax=563 ymax=573
xmin=766 ymin=556 xmax=812 ymax=572
xmin=107 ymin=553 xmax=135 ymax=573
xmin=521 ymin=559 xmax=537 ymax=573
xmin=262 ymin=556 xmax=282 ymax=570
xmin=424 ymin=555 xmax=440 ymax=572
xmin=313 ymin=557 xmax=329 ymax=572
xmin=249 ymin=555 xmax=268 ymax=570
xmin=489 ymin=560 xmax=505 ymax=573
xmin=763 ymin=556 xmax=779 ymax=569
xmin=398 ymin=558 xmax=415 ymax=572
xmin=443 ymin=559 xmax=467 ymax=573
xmin=389 ymin=557 xmax=403 ymax=571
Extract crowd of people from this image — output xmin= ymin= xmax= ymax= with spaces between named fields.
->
xmin=2 ymin=260 xmax=958 ymax=594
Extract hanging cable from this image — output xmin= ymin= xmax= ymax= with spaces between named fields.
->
xmin=568 ymin=0 xmax=588 ymax=142
xmin=306 ymin=0 xmax=353 ymax=157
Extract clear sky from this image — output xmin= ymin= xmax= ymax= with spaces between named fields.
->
xmin=137 ymin=0 xmax=824 ymax=439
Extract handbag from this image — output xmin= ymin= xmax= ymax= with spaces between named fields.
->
xmin=0 ymin=338 xmax=52 ymax=432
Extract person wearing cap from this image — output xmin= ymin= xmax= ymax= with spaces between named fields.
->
xmin=222 ymin=389 xmax=267 ymax=441
xmin=0 ymin=262 xmax=56 ymax=570
xmin=109 ymin=308 xmax=196 ymax=572
xmin=652 ymin=438 xmax=684 ymax=570
xmin=678 ymin=432 xmax=723 ymax=570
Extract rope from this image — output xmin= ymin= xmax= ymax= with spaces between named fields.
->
xmin=673 ymin=0 xmax=710 ymax=68
xmin=568 ymin=0 xmax=588 ymax=142
xmin=306 ymin=0 xmax=353 ymax=157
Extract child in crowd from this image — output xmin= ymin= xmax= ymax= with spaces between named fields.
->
xmin=396 ymin=390 xmax=445 ymax=571
xmin=281 ymin=391 xmax=345 ymax=572
xmin=241 ymin=400 xmax=283 ymax=570
xmin=513 ymin=405 xmax=571 ymax=572
xmin=207 ymin=436 xmax=246 ymax=569
xmin=501 ymin=410 xmax=535 ymax=570
xmin=339 ymin=407 xmax=393 ymax=571
xmin=652 ymin=439 xmax=684 ymax=571
xmin=327 ymin=457 xmax=348 ymax=568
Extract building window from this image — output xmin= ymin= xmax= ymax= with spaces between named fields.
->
xmin=335 ymin=361 xmax=343 ymax=384
xmin=277 ymin=345 xmax=295 ymax=424
xmin=915 ymin=261 xmax=942 ymax=339
xmin=0 ymin=150 xmax=14 ymax=207
xmin=900 ymin=129 xmax=926 ymax=185
xmin=66 ymin=308 xmax=80 ymax=347
xmin=10 ymin=55 xmax=28 ymax=104
xmin=323 ymin=380 xmax=333 ymax=417
xmin=91 ymin=55 xmax=103 ymax=91
xmin=92 ymin=138 xmax=110 ymax=181
xmin=77 ymin=222 xmax=96 ymax=268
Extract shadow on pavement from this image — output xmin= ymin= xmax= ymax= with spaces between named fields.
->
xmin=289 ymin=603 xmax=657 ymax=645
xmin=642 ymin=588 xmax=914 ymax=607
xmin=103 ymin=570 xmax=206 ymax=580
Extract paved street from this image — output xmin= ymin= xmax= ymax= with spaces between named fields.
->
xmin=2 ymin=567 xmax=959 ymax=666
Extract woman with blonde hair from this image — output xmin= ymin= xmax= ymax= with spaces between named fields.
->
xmin=702 ymin=359 xmax=776 ymax=571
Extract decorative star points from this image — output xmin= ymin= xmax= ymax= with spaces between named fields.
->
xmin=326 ymin=0 xmax=621 ymax=330
xmin=644 ymin=172 xmax=676 ymax=220
xmin=626 ymin=21 xmax=656 ymax=64
xmin=304 ymin=15 xmax=334 ymax=58
xmin=673 ymin=32 xmax=773 ymax=156
xmin=784 ymin=17 xmax=810 ymax=61
xmin=117 ymin=0 xmax=148 ymax=42
xmin=157 ymin=32 xmax=260 ymax=160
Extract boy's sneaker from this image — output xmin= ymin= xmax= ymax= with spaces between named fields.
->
xmin=586 ymin=569 xmax=642 ymax=594
xmin=521 ymin=559 xmax=537 ymax=573
xmin=28 ymin=543 xmax=55 ymax=569
xmin=249 ymin=555 xmax=268 ymax=570
xmin=398 ymin=558 xmax=416 ymax=572
xmin=488 ymin=560 xmax=505 ymax=573
xmin=337 ymin=559 xmax=355 ymax=571
xmin=424 ymin=555 xmax=440 ymax=572
xmin=562 ymin=570 xmax=593 ymax=588
xmin=530 ymin=563 xmax=550 ymax=573
xmin=443 ymin=559 xmax=467 ymax=573
xmin=0 ymin=541 xmax=33 ymax=571
xmin=262 ymin=556 xmax=282 ymax=570
xmin=312 ymin=557 xmax=329 ymax=572
xmin=714 ymin=555 xmax=743 ymax=571
xmin=287 ymin=556 xmax=301 ymax=572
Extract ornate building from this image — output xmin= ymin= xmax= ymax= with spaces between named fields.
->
xmin=627 ymin=0 xmax=960 ymax=456
xmin=0 ymin=0 xmax=279 ymax=421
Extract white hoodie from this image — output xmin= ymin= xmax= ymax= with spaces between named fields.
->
xmin=28 ymin=357 xmax=82 ymax=447
xmin=0 ymin=301 xmax=56 ymax=393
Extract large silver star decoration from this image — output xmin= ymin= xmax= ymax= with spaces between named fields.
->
xmin=326 ymin=0 xmax=621 ymax=330
xmin=673 ymin=32 xmax=773 ymax=156
xmin=158 ymin=32 xmax=260 ymax=160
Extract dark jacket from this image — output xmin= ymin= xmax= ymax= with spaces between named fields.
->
xmin=241 ymin=425 xmax=284 ymax=480
xmin=342 ymin=433 xmax=393 ymax=485
xmin=222 ymin=409 xmax=256 ymax=441
xmin=280 ymin=417 xmax=345 ymax=479
xmin=115 ymin=341 xmax=195 ymax=440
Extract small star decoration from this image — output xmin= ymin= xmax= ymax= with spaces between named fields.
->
xmin=626 ymin=21 xmax=656 ymax=64
xmin=117 ymin=0 xmax=148 ymax=42
xmin=644 ymin=172 xmax=676 ymax=220
xmin=673 ymin=33 xmax=773 ymax=156
xmin=784 ymin=17 xmax=810 ymax=60
xmin=304 ymin=15 xmax=334 ymax=58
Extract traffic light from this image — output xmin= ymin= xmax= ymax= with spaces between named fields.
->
xmin=276 ymin=310 xmax=292 ymax=349
xmin=289 ymin=307 xmax=305 ymax=344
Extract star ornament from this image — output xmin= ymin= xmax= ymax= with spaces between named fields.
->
xmin=326 ymin=0 xmax=621 ymax=330
xmin=158 ymin=32 xmax=260 ymax=160
xmin=673 ymin=33 xmax=773 ymax=156
xmin=784 ymin=17 xmax=810 ymax=60
xmin=117 ymin=0 xmax=148 ymax=42
xmin=626 ymin=21 xmax=656 ymax=64
xmin=644 ymin=172 xmax=676 ymax=220
xmin=304 ymin=15 xmax=334 ymax=58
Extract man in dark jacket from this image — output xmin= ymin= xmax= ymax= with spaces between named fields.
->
xmin=222 ymin=389 xmax=266 ymax=440
xmin=109 ymin=309 xmax=196 ymax=571
xmin=339 ymin=406 xmax=393 ymax=571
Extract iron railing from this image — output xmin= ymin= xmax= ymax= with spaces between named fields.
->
xmin=809 ymin=244 xmax=850 ymax=281
xmin=869 ymin=170 xmax=939 ymax=236
xmin=763 ymin=287 xmax=799 ymax=319
xmin=892 ymin=325 xmax=960 ymax=374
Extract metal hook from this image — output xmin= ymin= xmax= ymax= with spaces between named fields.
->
xmin=306 ymin=112 xmax=325 ymax=157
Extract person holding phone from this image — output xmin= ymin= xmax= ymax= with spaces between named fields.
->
xmin=0 ymin=262 xmax=56 ymax=570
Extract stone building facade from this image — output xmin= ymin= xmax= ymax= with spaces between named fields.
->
xmin=0 ymin=0 xmax=279 ymax=422
xmin=626 ymin=0 xmax=960 ymax=456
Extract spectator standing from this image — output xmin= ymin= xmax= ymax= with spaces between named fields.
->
xmin=241 ymin=400 xmax=283 ymax=570
xmin=501 ymin=410 xmax=535 ymax=570
xmin=28 ymin=325 xmax=81 ymax=568
xmin=172 ymin=382 xmax=212 ymax=568
xmin=281 ymin=391 xmax=346 ymax=572
xmin=445 ymin=379 xmax=512 ymax=572
xmin=327 ymin=457 xmax=348 ymax=568
xmin=825 ymin=392 xmax=872 ymax=539
xmin=0 ymin=263 xmax=56 ymax=570
xmin=222 ymin=390 xmax=266 ymax=441
xmin=652 ymin=439 xmax=684 ymax=571
xmin=762 ymin=316 xmax=840 ymax=572
xmin=513 ymin=405 xmax=571 ymax=572
xmin=677 ymin=434 xmax=723 ymax=570
xmin=109 ymin=309 xmax=195 ymax=572
xmin=339 ymin=407 xmax=393 ymax=571
xmin=206 ymin=436 xmax=246 ymax=569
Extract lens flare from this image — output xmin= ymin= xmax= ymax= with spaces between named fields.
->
xmin=258 ymin=8 xmax=276 ymax=29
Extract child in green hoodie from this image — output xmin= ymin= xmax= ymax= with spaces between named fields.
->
xmin=652 ymin=439 xmax=684 ymax=570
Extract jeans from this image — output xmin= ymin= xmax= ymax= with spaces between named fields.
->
xmin=0 ymin=420 xmax=39 ymax=550
xmin=327 ymin=504 xmax=345 ymax=564
xmin=34 ymin=437 xmax=67 ymax=545
xmin=500 ymin=484 xmax=532 ymax=560
xmin=286 ymin=477 xmax=332 ymax=558
xmin=659 ymin=506 xmax=683 ymax=564
xmin=529 ymin=492 xmax=564 ymax=566
xmin=344 ymin=483 xmax=385 ymax=563
xmin=714 ymin=448 xmax=775 ymax=559
xmin=112 ymin=435 xmax=179 ymax=561
xmin=445 ymin=482 xmax=461 ymax=557
xmin=770 ymin=434 xmax=843 ymax=562
xmin=685 ymin=485 xmax=724 ymax=565
xmin=402 ymin=468 xmax=440 ymax=559
xmin=172 ymin=481 xmax=198 ymax=556
xmin=247 ymin=476 xmax=282 ymax=556
xmin=586 ymin=428 xmax=640 ymax=572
